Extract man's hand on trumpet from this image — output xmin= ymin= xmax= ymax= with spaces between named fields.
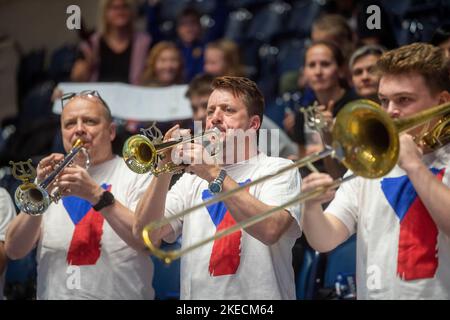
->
xmin=56 ymin=165 xmax=104 ymax=206
xmin=157 ymin=124 xmax=191 ymax=169
xmin=398 ymin=133 xmax=424 ymax=174
xmin=175 ymin=142 xmax=219 ymax=182
xmin=37 ymin=154 xmax=64 ymax=182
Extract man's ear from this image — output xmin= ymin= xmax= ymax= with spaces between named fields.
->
xmin=109 ymin=121 xmax=116 ymax=142
xmin=249 ymin=115 xmax=261 ymax=131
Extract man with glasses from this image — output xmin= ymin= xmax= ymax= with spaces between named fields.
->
xmin=6 ymin=91 xmax=154 ymax=299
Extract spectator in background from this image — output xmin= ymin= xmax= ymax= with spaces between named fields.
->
xmin=175 ymin=7 xmax=206 ymax=82
xmin=140 ymin=41 xmax=185 ymax=86
xmin=0 ymin=188 xmax=15 ymax=300
xmin=322 ymin=0 xmax=397 ymax=50
xmin=311 ymin=14 xmax=355 ymax=64
xmin=123 ymin=41 xmax=186 ymax=140
xmin=70 ymin=0 xmax=151 ymax=85
xmin=431 ymin=23 xmax=450 ymax=58
xmin=204 ymin=39 xmax=246 ymax=77
xmin=349 ymin=44 xmax=386 ymax=102
xmin=294 ymin=41 xmax=359 ymax=177
xmin=185 ymin=73 xmax=215 ymax=130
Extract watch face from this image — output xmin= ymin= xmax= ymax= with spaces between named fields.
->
xmin=209 ymin=182 xmax=221 ymax=194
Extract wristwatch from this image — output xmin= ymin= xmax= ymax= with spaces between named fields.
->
xmin=93 ymin=190 xmax=115 ymax=211
xmin=208 ymin=169 xmax=227 ymax=194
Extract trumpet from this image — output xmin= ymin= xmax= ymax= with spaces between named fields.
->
xmin=9 ymin=139 xmax=89 ymax=216
xmin=142 ymin=99 xmax=450 ymax=264
xmin=122 ymin=124 xmax=220 ymax=176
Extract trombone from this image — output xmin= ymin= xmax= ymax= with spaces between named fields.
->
xmin=122 ymin=123 xmax=220 ymax=176
xmin=142 ymin=99 xmax=450 ymax=264
xmin=9 ymin=139 xmax=89 ymax=216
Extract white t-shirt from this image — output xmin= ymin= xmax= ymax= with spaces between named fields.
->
xmin=0 ymin=188 xmax=16 ymax=300
xmin=326 ymin=143 xmax=450 ymax=299
xmin=37 ymin=156 xmax=154 ymax=300
xmin=164 ymin=152 xmax=302 ymax=300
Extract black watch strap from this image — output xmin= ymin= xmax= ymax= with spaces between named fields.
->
xmin=93 ymin=190 xmax=115 ymax=211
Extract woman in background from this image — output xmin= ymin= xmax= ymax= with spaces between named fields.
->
xmin=140 ymin=41 xmax=185 ymax=87
xmin=71 ymin=0 xmax=151 ymax=84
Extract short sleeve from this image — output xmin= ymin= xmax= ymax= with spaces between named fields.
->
xmin=258 ymin=159 xmax=302 ymax=238
xmin=325 ymin=171 xmax=360 ymax=235
xmin=126 ymin=172 xmax=153 ymax=212
xmin=0 ymin=188 xmax=16 ymax=242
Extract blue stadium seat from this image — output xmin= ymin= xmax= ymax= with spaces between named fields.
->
xmin=245 ymin=2 xmax=291 ymax=42
xmin=151 ymin=241 xmax=181 ymax=300
xmin=276 ymin=37 xmax=307 ymax=77
xmin=285 ymin=0 xmax=324 ymax=38
xmin=323 ymin=234 xmax=356 ymax=289
xmin=48 ymin=45 xmax=77 ymax=84
xmin=224 ymin=8 xmax=253 ymax=43
xmin=227 ymin=0 xmax=272 ymax=10
xmin=296 ymin=246 xmax=320 ymax=300
xmin=381 ymin=0 xmax=411 ymax=18
xmin=5 ymin=250 xmax=36 ymax=284
xmin=158 ymin=0 xmax=191 ymax=22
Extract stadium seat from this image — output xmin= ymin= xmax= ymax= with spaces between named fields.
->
xmin=224 ymin=8 xmax=253 ymax=43
xmin=245 ymin=2 xmax=291 ymax=42
xmin=323 ymin=234 xmax=357 ymax=290
xmin=151 ymin=241 xmax=181 ymax=300
xmin=48 ymin=45 xmax=77 ymax=84
xmin=4 ymin=249 xmax=37 ymax=300
xmin=275 ymin=37 xmax=307 ymax=77
xmin=285 ymin=0 xmax=324 ymax=38
xmin=296 ymin=246 xmax=321 ymax=300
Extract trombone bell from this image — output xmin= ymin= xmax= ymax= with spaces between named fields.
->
xmin=332 ymin=99 xmax=399 ymax=178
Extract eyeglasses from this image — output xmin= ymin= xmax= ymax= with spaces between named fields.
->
xmin=61 ymin=90 xmax=112 ymax=118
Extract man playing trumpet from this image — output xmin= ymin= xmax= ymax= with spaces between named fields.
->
xmin=6 ymin=91 xmax=154 ymax=299
xmin=302 ymin=43 xmax=450 ymax=299
xmin=134 ymin=76 xmax=302 ymax=299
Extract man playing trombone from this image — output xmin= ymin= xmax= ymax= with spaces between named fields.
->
xmin=302 ymin=43 xmax=450 ymax=299
xmin=5 ymin=91 xmax=155 ymax=299
xmin=134 ymin=76 xmax=302 ymax=299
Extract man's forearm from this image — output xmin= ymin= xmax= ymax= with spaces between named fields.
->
xmin=220 ymin=177 xmax=295 ymax=245
xmin=5 ymin=213 xmax=41 ymax=260
xmin=100 ymin=201 xmax=148 ymax=251
xmin=303 ymin=202 xmax=349 ymax=252
xmin=133 ymin=174 xmax=173 ymax=243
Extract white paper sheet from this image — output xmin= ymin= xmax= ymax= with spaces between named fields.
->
xmin=53 ymin=82 xmax=193 ymax=121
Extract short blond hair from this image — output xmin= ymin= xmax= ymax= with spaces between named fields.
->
xmin=377 ymin=42 xmax=450 ymax=94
